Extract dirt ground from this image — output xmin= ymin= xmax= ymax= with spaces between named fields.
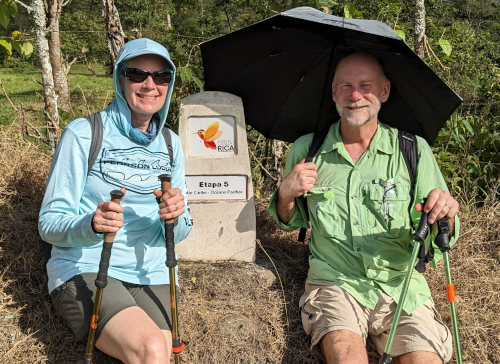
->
xmin=0 ymin=129 xmax=499 ymax=363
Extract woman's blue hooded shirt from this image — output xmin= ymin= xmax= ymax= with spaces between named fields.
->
xmin=39 ymin=39 xmax=193 ymax=293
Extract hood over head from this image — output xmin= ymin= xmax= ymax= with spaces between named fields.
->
xmin=111 ymin=38 xmax=176 ymax=139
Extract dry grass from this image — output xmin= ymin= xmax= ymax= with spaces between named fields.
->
xmin=0 ymin=127 xmax=498 ymax=363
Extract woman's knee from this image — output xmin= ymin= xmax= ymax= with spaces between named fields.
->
xmin=138 ymin=333 xmax=170 ymax=362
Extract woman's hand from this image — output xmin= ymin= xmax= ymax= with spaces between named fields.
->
xmin=153 ymin=187 xmax=185 ymax=221
xmin=92 ymin=187 xmax=126 ymax=233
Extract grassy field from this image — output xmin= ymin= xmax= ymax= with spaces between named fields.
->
xmin=0 ymin=64 xmax=113 ymax=130
xmin=0 ymin=66 xmax=498 ymax=363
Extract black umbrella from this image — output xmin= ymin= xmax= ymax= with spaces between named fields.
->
xmin=200 ymin=6 xmax=462 ymax=143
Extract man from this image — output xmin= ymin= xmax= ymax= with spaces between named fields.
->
xmin=268 ymin=52 xmax=459 ymax=364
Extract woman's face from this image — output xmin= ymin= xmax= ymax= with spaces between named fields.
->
xmin=120 ymin=54 xmax=170 ymax=129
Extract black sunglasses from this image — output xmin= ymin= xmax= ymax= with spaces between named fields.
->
xmin=122 ymin=67 xmax=173 ymax=85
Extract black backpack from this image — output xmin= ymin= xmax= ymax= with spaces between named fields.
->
xmin=296 ymin=128 xmax=432 ymax=272
xmin=40 ymin=112 xmax=174 ymax=260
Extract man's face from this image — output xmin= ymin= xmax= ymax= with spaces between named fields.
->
xmin=120 ymin=54 xmax=169 ymax=127
xmin=332 ymin=54 xmax=390 ymax=127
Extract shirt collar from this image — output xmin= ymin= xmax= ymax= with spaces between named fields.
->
xmin=318 ymin=121 xmax=396 ymax=155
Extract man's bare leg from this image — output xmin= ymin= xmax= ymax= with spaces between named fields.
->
xmin=321 ymin=330 xmax=368 ymax=364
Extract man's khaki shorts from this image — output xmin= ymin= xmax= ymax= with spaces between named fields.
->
xmin=50 ymin=273 xmax=173 ymax=341
xmin=299 ymin=281 xmax=452 ymax=362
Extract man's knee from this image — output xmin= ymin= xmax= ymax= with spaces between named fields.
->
xmin=393 ymin=351 xmax=444 ymax=364
xmin=320 ymin=330 xmax=368 ymax=364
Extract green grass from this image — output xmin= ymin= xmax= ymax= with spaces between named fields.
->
xmin=0 ymin=63 xmax=113 ymax=129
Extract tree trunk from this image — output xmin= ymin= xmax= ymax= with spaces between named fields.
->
xmin=262 ymin=139 xmax=283 ymax=193
xmin=102 ymin=0 xmax=126 ymax=68
xmin=414 ymin=0 xmax=426 ymax=58
xmin=47 ymin=0 xmax=70 ymax=110
xmin=166 ymin=13 xmax=171 ymax=29
xmin=32 ymin=0 xmax=60 ymax=149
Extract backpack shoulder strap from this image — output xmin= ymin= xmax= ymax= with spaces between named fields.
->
xmin=85 ymin=112 xmax=103 ymax=175
xmin=398 ymin=130 xmax=418 ymax=198
xmin=161 ymin=127 xmax=174 ymax=167
xmin=398 ymin=129 xmax=419 ymax=229
xmin=42 ymin=112 xmax=103 ymax=262
xmin=398 ymin=130 xmax=432 ymax=272
xmin=298 ymin=129 xmax=329 ymax=242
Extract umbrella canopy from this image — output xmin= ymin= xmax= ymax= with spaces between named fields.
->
xmin=200 ymin=7 xmax=462 ymax=144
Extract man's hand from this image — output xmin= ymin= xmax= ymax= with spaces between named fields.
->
xmin=414 ymin=188 xmax=458 ymax=233
xmin=277 ymin=159 xmax=317 ymax=223
xmin=153 ymin=187 xmax=185 ymax=221
xmin=92 ymin=187 xmax=126 ymax=233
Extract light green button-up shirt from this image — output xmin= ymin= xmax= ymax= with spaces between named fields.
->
xmin=268 ymin=122 xmax=459 ymax=314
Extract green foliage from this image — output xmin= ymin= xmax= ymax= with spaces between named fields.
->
xmin=176 ymin=66 xmax=203 ymax=92
xmin=438 ymin=38 xmax=452 ymax=56
xmin=0 ymin=0 xmax=17 ymax=30
xmin=59 ymin=3 xmax=108 ymax=65
xmin=0 ymin=0 xmax=498 ymax=204
xmin=0 ymin=0 xmax=32 ymax=60
xmin=434 ymin=111 xmax=499 ymax=205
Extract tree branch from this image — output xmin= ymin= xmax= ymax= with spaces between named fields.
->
xmin=248 ymin=147 xmax=278 ymax=182
xmin=424 ymin=35 xmax=449 ymax=70
xmin=0 ymin=79 xmax=19 ymax=112
xmin=12 ymin=0 xmax=31 ymax=12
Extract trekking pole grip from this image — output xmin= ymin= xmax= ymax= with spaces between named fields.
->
xmin=158 ymin=174 xmax=177 ymax=269
xmin=95 ymin=190 xmax=123 ymax=289
xmin=435 ymin=217 xmax=451 ymax=252
xmin=414 ymin=198 xmax=430 ymax=243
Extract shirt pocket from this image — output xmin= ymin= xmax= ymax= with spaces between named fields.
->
xmin=306 ymin=186 xmax=339 ymax=237
xmin=366 ymin=177 xmax=411 ymax=238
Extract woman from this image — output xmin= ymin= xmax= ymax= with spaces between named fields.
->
xmin=39 ymin=38 xmax=193 ymax=363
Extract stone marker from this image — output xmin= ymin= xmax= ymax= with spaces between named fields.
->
xmin=177 ymin=91 xmax=256 ymax=262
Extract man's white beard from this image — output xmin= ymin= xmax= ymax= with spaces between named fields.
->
xmin=336 ymin=99 xmax=382 ymax=127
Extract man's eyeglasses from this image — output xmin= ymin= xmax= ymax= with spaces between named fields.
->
xmin=122 ymin=68 xmax=173 ymax=85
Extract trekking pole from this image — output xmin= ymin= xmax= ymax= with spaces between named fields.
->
xmin=380 ymin=200 xmax=430 ymax=364
xmin=435 ymin=217 xmax=463 ymax=364
xmin=84 ymin=189 xmax=124 ymax=364
xmin=158 ymin=174 xmax=185 ymax=364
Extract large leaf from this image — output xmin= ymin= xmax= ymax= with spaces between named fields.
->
xmin=439 ymin=39 xmax=452 ymax=57
xmin=0 ymin=0 xmax=17 ymax=29
xmin=395 ymin=29 xmax=405 ymax=41
xmin=0 ymin=4 xmax=9 ymax=29
xmin=193 ymin=76 xmax=204 ymax=92
xmin=4 ymin=0 xmax=17 ymax=17
xmin=11 ymin=39 xmax=21 ymax=55
xmin=176 ymin=66 xmax=192 ymax=83
xmin=21 ymin=41 xmax=33 ymax=58
xmin=0 ymin=39 xmax=12 ymax=56
xmin=343 ymin=4 xmax=364 ymax=19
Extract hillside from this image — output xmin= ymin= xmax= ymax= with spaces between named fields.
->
xmin=0 ymin=127 xmax=498 ymax=363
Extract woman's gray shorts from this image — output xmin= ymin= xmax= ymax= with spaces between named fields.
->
xmin=50 ymin=273 xmax=174 ymax=341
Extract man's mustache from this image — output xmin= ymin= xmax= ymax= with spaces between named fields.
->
xmin=345 ymin=102 xmax=370 ymax=108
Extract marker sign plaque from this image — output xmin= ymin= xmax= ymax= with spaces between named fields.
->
xmin=186 ymin=175 xmax=247 ymax=201
xmin=188 ymin=116 xmax=235 ymax=156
